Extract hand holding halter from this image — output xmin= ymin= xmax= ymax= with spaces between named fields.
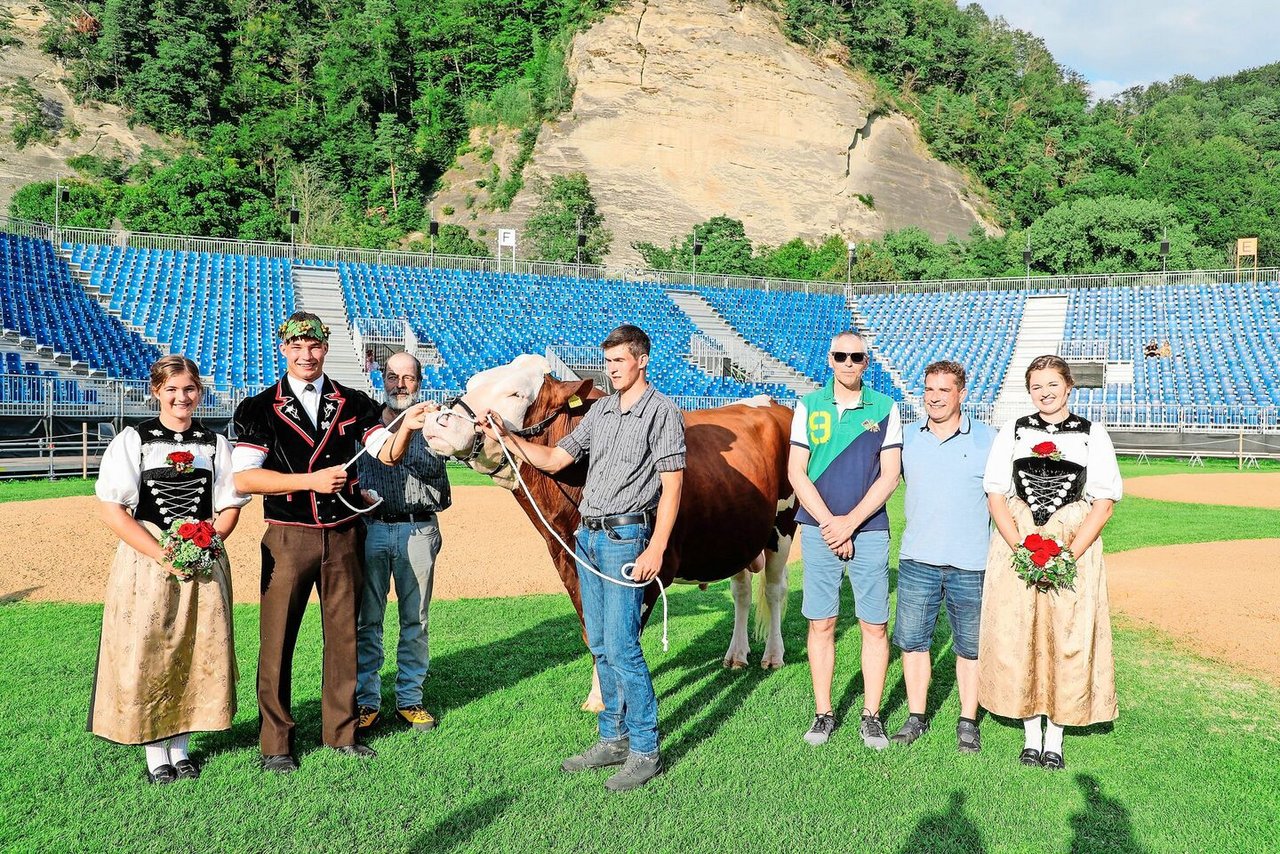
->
xmin=333 ymin=402 xmax=428 ymax=516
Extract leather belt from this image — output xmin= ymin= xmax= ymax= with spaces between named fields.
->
xmin=582 ymin=511 xmax=654 ymax=531
xmin=371 ymin=510 xmax=437 ymax=524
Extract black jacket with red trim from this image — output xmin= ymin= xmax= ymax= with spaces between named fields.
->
xmin=233 ymin=376 xmax=384 ymax=527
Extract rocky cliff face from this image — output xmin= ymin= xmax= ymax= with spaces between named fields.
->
xmin=0 ymin=1 xmax=170 ymax=215
xmin=499 ymin=0 xmax=997 ymax=266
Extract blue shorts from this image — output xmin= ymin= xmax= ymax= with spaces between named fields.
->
xmin=892 ymin=558 xmax=984 ymax=660
xmin=800 ymin=525 xmax=891 ymax=624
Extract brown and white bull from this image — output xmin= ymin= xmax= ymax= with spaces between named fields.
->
xmin=420 ymin=355 xmax=798 ymax=710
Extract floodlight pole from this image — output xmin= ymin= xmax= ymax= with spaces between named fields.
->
xmin=846 ymin=241 xmax=857 ymax=287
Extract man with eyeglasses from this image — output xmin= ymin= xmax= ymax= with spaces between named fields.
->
xmin=788 ymin=329 xmax=902 ymax=750
xmin=355 ymin=351 xmax=452 ymax=734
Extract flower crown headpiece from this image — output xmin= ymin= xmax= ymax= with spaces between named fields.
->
xmin=277 ymin=317 xmax=329 ymax=342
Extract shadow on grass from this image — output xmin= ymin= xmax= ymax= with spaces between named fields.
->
xmin=406 ymin=792 xmax=517 ymax=853
xmin=1071 ymin=773 xmax=1144 ymax=853
xmin=897 ymin=790 xmax=985 ymax=853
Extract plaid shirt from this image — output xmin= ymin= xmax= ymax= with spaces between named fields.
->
xmin=356 ymin=425 xmax=451 ymax=515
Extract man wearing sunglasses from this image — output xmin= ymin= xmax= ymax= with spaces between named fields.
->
xmin=789 ymin=330 xmax=902 ymax=750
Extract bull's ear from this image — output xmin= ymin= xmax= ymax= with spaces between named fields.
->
xmin=565 ymin=378 xmax=595 ymax=411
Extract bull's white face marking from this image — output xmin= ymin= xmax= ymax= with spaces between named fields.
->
xmin=420 ymin=355 xmax=551 ymax=457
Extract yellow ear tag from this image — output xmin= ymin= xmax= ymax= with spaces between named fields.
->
xmin=568 ymin=395 xmax=583 ymax=409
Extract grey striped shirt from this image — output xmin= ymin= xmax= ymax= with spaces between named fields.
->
xmin=356 ymin=426 xmax=452 ymax=515
xmin=557 ymin=384 xmax=686 ymax=517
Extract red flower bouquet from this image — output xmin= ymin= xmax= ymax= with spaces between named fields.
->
xmin=167 ymin=450 xmax=196 ymax=474
xmin=1031 ymin=441 xmax=1063 ymax=461
xmin=160 ymin=518 xmax=224 ymax=581
xmin=1012 ymin=533 xmax=1077 ymax=591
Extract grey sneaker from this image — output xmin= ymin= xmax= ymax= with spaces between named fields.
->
xmin=803 ymin=713 xmax=837 ymax=746
xmin=604 ymin=752 xmax=663 ymax=792
xmin=859 ymin=712 xmax=890 ymax=750
xmin=561 ymin=738 xmax=630 ymax=773
xmin=957 ymin=719 xmax=981 ymax=753
xmin=890 ymin=714 xmax=930 ymax=745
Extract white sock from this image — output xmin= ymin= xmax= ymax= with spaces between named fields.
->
xmin=168 ymin=734 xmax=190 ymax=764
xmin=144 ymin=743 xmax=170 ymax=772
xmin=1023 ymin=716 xmax=1044 ymax=751
xmin=1044 ymin=720 xmax=1065 ymax=754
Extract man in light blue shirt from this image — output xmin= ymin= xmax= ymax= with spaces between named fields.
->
xmin=891 ymin=360 xmax=995 ymax=753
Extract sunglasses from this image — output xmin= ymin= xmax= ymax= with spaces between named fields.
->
xmin=830 ymin=351 xmax=869 ymax=364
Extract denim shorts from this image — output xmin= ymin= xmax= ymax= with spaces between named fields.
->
xmin=892 ymin=558 xmax=984 ymax=660
xmin=800 ymin=525 xmax=891 ymax=624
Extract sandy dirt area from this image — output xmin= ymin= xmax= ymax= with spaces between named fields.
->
xmin=0 ymin=487 xmax=567 ymax=605
xmin=1125 ymin=472 xmax=1280 ymax=508
xmin=1107 ymin=540 xmax=1280 ymax=684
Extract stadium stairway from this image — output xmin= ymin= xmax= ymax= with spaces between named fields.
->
xmin=993 ymin=294 xmax=1068 ymax=419
xmin=666 ymin=290 xmax=818 ymax=396
xmin=291 ymin=264 xmax=368 ymax=392
xmin=845 ymin=296 xmax=914 ymax=404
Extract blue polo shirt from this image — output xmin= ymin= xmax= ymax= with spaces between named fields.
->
xmin=900 ymin=415 xmax=996 ymax=571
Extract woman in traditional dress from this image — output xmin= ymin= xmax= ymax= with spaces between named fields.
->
xmin=978 ymin=355 xmax=1123 ymax=771
xmin=89 ymin=355 xmax=249 ymax=783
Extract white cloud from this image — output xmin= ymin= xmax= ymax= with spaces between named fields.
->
xmin=974 ymin=1 xmax=1278 ymax=87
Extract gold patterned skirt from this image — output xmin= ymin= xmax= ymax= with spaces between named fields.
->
xmin=977 ymin=498 xmax=1118 ymax=726
xmin=88 ymin=530 xmax=237 ymax=744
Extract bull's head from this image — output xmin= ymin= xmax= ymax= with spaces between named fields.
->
xmin=420 ymin=354 xmax=552 ymax=489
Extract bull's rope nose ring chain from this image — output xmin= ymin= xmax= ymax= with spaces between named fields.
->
xmin=468 ymin=411 xmax=670 ymax=651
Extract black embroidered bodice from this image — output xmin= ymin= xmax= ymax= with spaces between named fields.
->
xmin=133 ymin=418 xmax=215 ymax=527
xmin=1012 ymin=413 xmax=1092 ymax=526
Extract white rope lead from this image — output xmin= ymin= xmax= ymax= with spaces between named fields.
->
xmin=482 ymin=413 xmax=670 ymax=652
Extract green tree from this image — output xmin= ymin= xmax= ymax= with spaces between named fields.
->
xmin=1025 ymin=196 xmax=1216 ymax=274
xmin=523 ymin=173 xmax=611 ymax=263
xmin=635 ymin=216 xmax=757 ymax=276
xmin=4 ymin=77 xmax=58 ymax=148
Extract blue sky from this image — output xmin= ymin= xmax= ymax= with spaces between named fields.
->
xmin=975 ymin=1 xmax=1279 ymax=100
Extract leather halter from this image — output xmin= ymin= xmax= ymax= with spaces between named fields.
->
xmin=442 ymin=395 xmax=570 ymax=479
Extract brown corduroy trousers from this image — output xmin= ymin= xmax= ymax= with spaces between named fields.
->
xmin=257 ymin=522 xmax=363 ymax=756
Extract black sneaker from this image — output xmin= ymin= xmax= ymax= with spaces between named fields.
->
xmin=859 ymin=712 xmax=889 ymax=750
xmin=957 ymin=719 xmax=981 ymax=753
xmin=890 ymin=714 xmax=930 ymax=746
xmin=803 ymin=713 xmax=837 ymax=746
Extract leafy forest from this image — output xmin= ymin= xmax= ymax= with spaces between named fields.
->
xmin=6 ymin=0 xmax=1279 ymax=278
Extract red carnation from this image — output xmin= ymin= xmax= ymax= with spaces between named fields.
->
xmin=192 ymin=530 xmax=213 ymax=549
xmin=177 ymin=522 xmax=198 ymax=539
xmin=1041 ymin=539 xmax=1062 ymax=557
xmin=1030 ymin=549 xmax=1052 ymax=568
xmin=1032 ymin=441 xmax=1057 ymax=457
xmin=168 ymin=451 xmax=194 ymax=465
xmin=1023 ymin=534 xmax=1045 ymax=551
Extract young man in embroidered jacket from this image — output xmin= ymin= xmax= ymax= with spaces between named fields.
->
xmin=232 ymin=311 xmax=432 ymax=773
xmin=789 ymin=330 xmax=903 ymax=750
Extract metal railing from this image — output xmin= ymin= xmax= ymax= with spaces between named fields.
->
xmin=0 ymin=374 xmax=245 ymax=418
xmin=5 ymin=214 xmax=1277 ymax=298
xmin=1057 ymin=339 xmax=1111 ymax=361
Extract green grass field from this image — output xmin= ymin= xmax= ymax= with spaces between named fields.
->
xmin=1 ymin=463 xmax=1277 ymax=852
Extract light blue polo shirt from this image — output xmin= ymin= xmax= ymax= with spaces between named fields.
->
xmin=900 ymin=415 xmax=996 ymax=571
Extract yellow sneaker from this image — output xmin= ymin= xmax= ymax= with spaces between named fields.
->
xmin=397 ymin=705 xmax=437 ymax=731
xmin=357 ymin=705 xmax=380 ymax=730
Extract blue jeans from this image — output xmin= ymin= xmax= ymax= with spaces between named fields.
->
xmin=892 ymin=558 xmax=984 ymax=660
xmin=575 ymin=522 xmax=659 ymax=756
xmin=356 ymin=518 xmax=442 ymax=708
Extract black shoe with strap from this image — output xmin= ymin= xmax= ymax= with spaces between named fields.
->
xmin=1041 ymin=751 xmax=1065 ymax=771
xmin=1018 ymin=748 xmax=1042 ymax=767
xmin=147 ymin=763 xmax=178 ymax=785
xmin=174 ymin=759 xmax=201 ymax=780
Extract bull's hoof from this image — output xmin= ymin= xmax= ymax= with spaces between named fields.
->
xmin=760 ymin=656 xmax=784 ymax=670
xmin=581 ymin=699 xmax=605 ymax=713
xmin=723 ymin=657 xmax=748 ymax=670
